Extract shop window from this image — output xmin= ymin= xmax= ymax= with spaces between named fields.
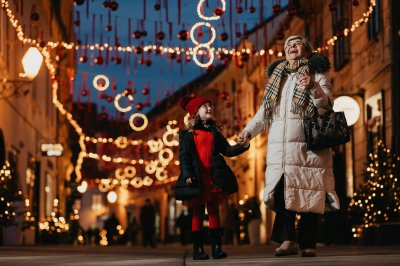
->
xmin=367 ymin=0 xmax=381 ymax=41
xmin=331 ymin=0 xmax=351 ymax=70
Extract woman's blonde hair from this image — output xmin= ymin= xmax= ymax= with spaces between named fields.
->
xmin=284 ymin=35 xmax=313 ymax=54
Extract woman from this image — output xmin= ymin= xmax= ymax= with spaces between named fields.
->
xmin=238 ymin=35 xmax=340 ymax=257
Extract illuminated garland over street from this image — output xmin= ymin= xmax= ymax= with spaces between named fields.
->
xmin=0 ymin=0 xmax=377 ymax=191
xmin=1 ymin=1 xmax=378 ymax=63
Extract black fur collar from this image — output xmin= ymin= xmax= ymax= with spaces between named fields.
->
xmin=266 ymin=53 xmax=330 ymax=77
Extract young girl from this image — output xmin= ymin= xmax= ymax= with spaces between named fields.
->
xmin=176 ymin=95 xmax=249 ymax=260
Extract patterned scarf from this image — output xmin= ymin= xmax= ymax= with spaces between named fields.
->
xmin=261 ymin=58 xmax=315 ymax=124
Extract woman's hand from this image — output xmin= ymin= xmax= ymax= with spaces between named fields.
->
xmin=296 ymin=72 xmax=315 ymax=91
xmin=238 ymin=131 xmax=251 ymax=147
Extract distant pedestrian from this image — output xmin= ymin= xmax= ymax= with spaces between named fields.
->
xmin=176 ymin=95 xmax=249 ymax=260
xmin=140 ymin=198 xmax=156 ymax=248
xmin=104 ymin=212 xmax=120 ymax=245
xmin=175 ymin=207 xmax=192 ymax=246
xmin=127 ymin=216 xmax=139 ymax=245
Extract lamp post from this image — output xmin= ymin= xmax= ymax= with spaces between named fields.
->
xmin=0 ymin=47 xmax=43 ymax=99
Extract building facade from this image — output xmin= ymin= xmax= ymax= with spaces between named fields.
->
xmin=0 ymin=0 xmax=75 ymax=244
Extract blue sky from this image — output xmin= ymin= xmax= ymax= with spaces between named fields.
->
xmin=73 ymin=0 xmax=287 ymax=117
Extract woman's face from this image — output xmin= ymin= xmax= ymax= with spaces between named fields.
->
xmin=198 ymin=102 xmax=214 ymax=121
xmin=284 ymin=38 xmax=306 ymax=61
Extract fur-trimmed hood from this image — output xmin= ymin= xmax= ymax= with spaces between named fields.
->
xmin=266 ymin=53 xmax=330 ymax=77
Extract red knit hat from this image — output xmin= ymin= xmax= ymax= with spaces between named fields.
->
xmin=179 ymin=96 xmax=211 ymax=116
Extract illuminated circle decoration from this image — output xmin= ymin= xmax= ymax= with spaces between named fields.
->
xmin=190 ymin=22 xmax=216 ymax=46
xmin=197 ymin=0 xmax=226 ymax=21
xmin=159 ymin=148 xmax=174 ymax=165
xmin=143 ymin=176 xmax=153 ymax=186
xmin=115 ymin=136 xmax=129 ymax=149
xmin=192 ymin=45 xmax=215 ymax=68
xmin=333 ymin=96 xmax=361 ymax=126
xmin=93 ymin=74 xmax=110 ymax=91
xmin=114 ymin=93 xmax=134 ymax=113
xmin=115 ymin=168 xmax=125 ymax=180
xmin=145 ymin=161 xmax=157 ymax=174
xmin=124 ymin=166 xmax=136 ymax=178
xmin=148 ymin=139 xmax=164 ymax=153
xmin=155 ymin=169 xmax=168 ymax=181
xmin=130 ymin=177 xmax=143 ymax=188
xmin=129 ymin=113 xmax=148 ymax=131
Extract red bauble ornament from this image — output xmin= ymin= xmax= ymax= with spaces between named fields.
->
xmin=287 ymin=8 xmax=297 ymax=16
xmin=176 ymin=56 xmax=182 ymax=63
xmin=154 ymin=3 xmax=161 ymax=11
xmin=133 ymin=30 xmax=142 ymax=39
xmin=114 ymin=57 xmax=122 ymax=64
xmin=102 ymin=1 xmax=109 ymax=8
xmin=220 ymin=32 xmax=229 ymax=41
xmin=94 ymin=55 xmax=104 ymax=65
xmin=178 ymin=30 xmax=188 ymax=41
xmin=221 ymin=59 xmax=228 ymax=66
xmin=74 ymin=0 xmax=85 ymax=6
xmin=105 ymin=25 xmax=112 ymax=31
xmin=185 ymin=55 xmax=191 ymax=62
xmin=156 ymin=31 xmax=165 ymax=40
xmin=272 ymin=4 xmax=282 ymax=14
xmin=249 ymin=6 xmax=256 ymax=13
xmin=31 ymin=12 xmax=40 ymax=21
xmin=241 ymin=53 xmax=249 ymax=62
xmin=236 ymin=7 xmax=243 ymax=14
xmin=99 ymin=112 xmax=108 ymax=120
xmin=138 ymin=59 xmax=144 ymax=65
xmin=124 ymin=88 xmax=136 ymax=95
xmin=236 ymin=32 xmax=242 ymax=38
xmin=141 ymin=31 xmax=148 ymax=37
xmin=135 ymin=103 xmax=144 ymax=110
xmin=141 ymin=88 xmax=150 ymax=95
xmin=106 ymin=96 xmax=114 ymax=102
xmin=135 ymin=47 xmax=143 ymax=54
xmin=276 ymin=32 xmax=285 ymax=40
xmin=168 ymin=52 xmax=176 ymax=59
xmin=81 ymin=89 xmax=88 ymax=96
xmin=352 ymin=0 xmax=359 ymax=6
xmin=79 ymin=55 xmax=87 ymax=63
xmin=145 ymin=59 xmax=152 ymax=66
xmin=329 ymin=2 xmax=337 ymax=11
xmin=214 ymin=7 xmax=224 ymax=16
xmin=109 ymin=1 xmax=119 ymax=11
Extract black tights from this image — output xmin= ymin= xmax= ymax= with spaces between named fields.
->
xmin=271 ymin=177 xmax=319 ymax=249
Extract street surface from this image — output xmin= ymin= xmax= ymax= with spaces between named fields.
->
xmin=0 ymin=243 xmax=399 ymax=265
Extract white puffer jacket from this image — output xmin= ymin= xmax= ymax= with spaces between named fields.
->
xmin=244 ymin=71 xmax=340 ymax=214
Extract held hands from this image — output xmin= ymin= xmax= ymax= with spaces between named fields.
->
xmin=296 ymin=72 xmax=315 ymax=91
xmin=237 ymin=131 xmax=251 ymax=147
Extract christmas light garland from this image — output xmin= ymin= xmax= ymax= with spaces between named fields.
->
xmin=0 ymin=0 xmax=378 ymax=191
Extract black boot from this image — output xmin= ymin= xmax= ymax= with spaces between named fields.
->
xmin=209 ymin=228 xmax=228 ymax=259
xmin=192 ymin=231 xmax=209 ymax=260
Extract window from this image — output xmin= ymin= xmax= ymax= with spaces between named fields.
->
xmin=331 ymin=0 xmax=351 ymax=70
xmin=367 ymin=0 xmax=381 ymax=41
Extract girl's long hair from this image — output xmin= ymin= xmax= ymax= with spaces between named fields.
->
xmin=185 ymin=115 xmax=222 ymax=132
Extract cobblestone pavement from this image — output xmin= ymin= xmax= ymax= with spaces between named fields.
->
xmin=0 ymin=243 xmax=399 ymax=265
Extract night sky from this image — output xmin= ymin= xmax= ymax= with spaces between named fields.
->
xmin=73 ymin=0 xmax=287 ymax=117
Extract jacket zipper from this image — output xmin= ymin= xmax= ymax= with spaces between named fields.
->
xmin=281 ymin=75 xmax=293 ymax=174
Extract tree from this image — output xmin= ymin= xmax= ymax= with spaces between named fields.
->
xmin=349 ymin=140 xmax=400 ymax=237
xmin=0 ymin=161 xmax=22 ymax=227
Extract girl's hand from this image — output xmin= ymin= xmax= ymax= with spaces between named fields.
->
xmin=185 ymin=177 xmax=193 ymax=185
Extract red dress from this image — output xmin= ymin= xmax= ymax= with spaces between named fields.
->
xmin=185 ymin=129 xmax=227 ymax=206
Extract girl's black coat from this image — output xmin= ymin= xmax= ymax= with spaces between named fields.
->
xmin=176 ymin=126 xmax=249 ymax=199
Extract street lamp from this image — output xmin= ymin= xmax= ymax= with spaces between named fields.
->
xmin=0 ymin=47 xmax=43 ymax=99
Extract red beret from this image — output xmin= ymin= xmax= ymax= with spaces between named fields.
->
xmin=179 ymin=96 xmax=211 ymax=116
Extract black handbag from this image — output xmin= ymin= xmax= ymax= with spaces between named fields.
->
xmin=174 ymin=174 xmax=200 ymax=200
xmin=303 ymin=109 xmax=350 ymax=150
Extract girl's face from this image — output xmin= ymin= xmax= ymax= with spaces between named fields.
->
xmin=198 ymin=102 xmax=214 ymax=121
